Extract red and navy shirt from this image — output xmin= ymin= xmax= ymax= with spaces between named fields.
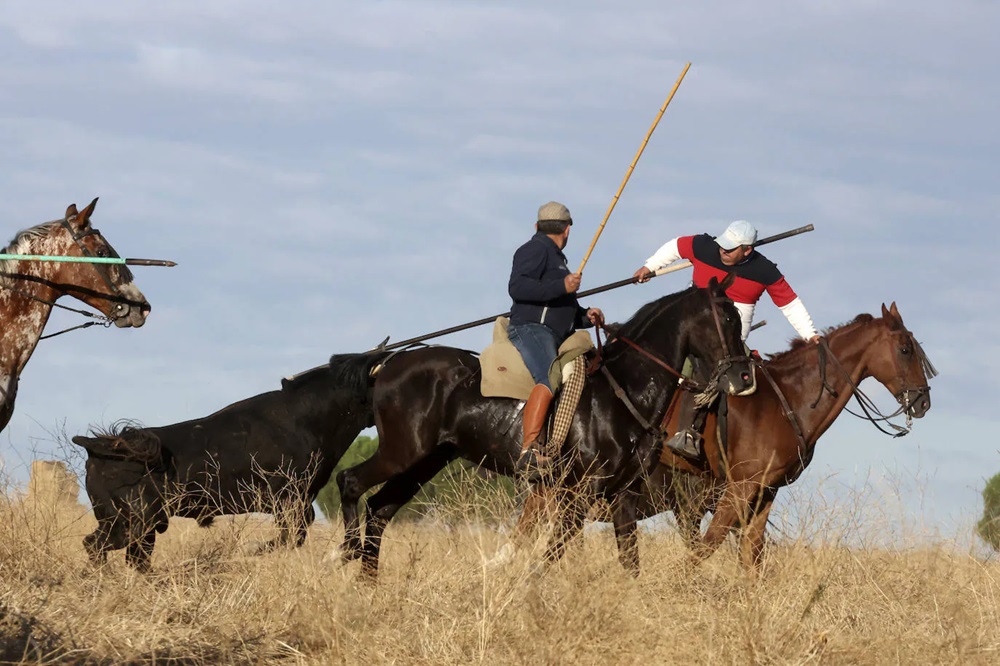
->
xmin=679 ymin=234 xmax=797 ymax=307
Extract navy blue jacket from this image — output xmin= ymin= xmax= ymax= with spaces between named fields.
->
xmin=508 ymin=232 xmax=590 ymax=341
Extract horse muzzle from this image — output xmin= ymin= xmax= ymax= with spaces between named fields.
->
xmin=899 ymin=388 xmax=931 ymax=419
xmin=111 ymin=301 xmax=151 ymax=328
xmin=717 ymin=357 xmax=756 ymax=396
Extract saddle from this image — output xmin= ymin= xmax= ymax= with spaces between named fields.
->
xmin=479 ymin=317 xmax=593 ymax=401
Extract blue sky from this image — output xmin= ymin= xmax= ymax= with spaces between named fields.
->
xmin=1 ymin=1 xmax=997 ymax=542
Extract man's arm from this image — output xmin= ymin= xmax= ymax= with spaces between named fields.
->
xmin=766 ymin=277 xmax=818 ymax=340
xmin=642 ymin=237 xmax=683 ymax=272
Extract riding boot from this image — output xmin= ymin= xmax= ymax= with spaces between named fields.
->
xmin=517 ymin=384 xmax=554 ymax=478
xmin=665 ymin=390 xmax=705 ymax=461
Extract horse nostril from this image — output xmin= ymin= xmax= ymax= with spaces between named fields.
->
xmin=741 ymin=372 xmax=751 ymax=382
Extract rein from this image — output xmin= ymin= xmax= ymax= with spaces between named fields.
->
xmin=813 ymin=335 xmax=929 ymax=437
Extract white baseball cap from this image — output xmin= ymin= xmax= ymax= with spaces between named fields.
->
xmin=715 ymin=220 xmax=758 ymax=250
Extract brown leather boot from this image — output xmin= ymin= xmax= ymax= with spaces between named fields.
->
xmin=517 ymin=384 xmax=554 ymax=477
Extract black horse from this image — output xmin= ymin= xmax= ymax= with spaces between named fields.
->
xmin=336 ymin=275 xmax=755 ymax=577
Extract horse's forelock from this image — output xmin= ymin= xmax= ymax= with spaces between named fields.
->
xmin=88 ymin=418 xmax=147 ymax=441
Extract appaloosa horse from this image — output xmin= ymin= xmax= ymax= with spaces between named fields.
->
xmin=514 ymin=302 xmax=935 ymax=570
xmin=0 ymin=198 xmax=151 ymax=432
xmin=336 ymin=276 xmax=756 ymax=578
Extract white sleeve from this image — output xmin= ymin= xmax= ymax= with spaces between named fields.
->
xmin=734 ymin=302 xmax=755 ymax=341
xmin=779 ymin=297 xmax=818 ymax=340
xmin=643 ymin=238 xmax=682 ymax=272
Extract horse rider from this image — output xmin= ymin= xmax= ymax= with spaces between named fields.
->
xmin=632 ymin=219 xmax=821 ymax=459
xmin=508 ymin=201 xmax=604 ymax=475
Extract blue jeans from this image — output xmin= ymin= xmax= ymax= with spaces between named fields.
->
xmin=507 ymin=323 xmax=560 ymax=389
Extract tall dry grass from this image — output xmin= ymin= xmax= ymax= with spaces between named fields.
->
xmin=1 ymin=470 xmax=999 ymax=665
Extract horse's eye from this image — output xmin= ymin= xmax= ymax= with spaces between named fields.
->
xmin=901 ymin=346 xmax=911 ymax=355
xmin=96 ymin=247 xmax=109 ymax=258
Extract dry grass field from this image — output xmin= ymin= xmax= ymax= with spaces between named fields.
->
xmin=2 ymin=475 xmax=999 ymax=665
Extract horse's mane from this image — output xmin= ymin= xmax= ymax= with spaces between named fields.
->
xmin=282 ymin=351 xmax=391 ymax=395
xmin=765 ymin=313 xmax=875 ymax=363
xmin=0 ymin=220 xmax=60 ymax=276
xmin=612 ymin=285 xmax=697 ymax=342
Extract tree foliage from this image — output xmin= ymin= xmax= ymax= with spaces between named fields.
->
xmin=976 ymin=471 xmax=1000 ymax=552
xmin=316 ymin=436 xmax=517 ymax=523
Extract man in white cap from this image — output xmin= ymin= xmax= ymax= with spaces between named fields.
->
xmin=632 ymin=220 xmax=820 ymax=458
xmin=508 ymin=201 xmax=603 ymax=475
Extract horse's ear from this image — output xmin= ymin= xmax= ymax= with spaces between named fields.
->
xmin=889 ymin=301 xmax=900 ymax=318
xmin=719 ymin=271 xmax=737 ymax=291
xmin=65 ymin=203 xmax=79 ymax=220
xmin=80 ymin=197 xmax=99 ymax=221
xmin=881 ymin=303 xmax=890 ymax=319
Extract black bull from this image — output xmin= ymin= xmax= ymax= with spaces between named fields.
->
xmin=71 ymin=353 xmax=387 ymax=571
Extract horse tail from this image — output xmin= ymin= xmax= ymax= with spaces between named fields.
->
xmin=71 ymin=420 xmax=162 ymax=464
xmin=326 ymin=351 xmax=392 ymax=398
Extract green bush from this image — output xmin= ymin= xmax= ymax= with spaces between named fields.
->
xmin=316 ymin=436 xmax=516 ymax=523
xmin=976 ymin=472 xmax=1000 ymax=552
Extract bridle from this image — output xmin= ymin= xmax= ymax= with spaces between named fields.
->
xmin=812 ymin=330 xmax=936 ymax=437
xmin=0 ymin=216 xmax=140 ymax=339
xmin=599 ymin=291 xmax=752 ymax=437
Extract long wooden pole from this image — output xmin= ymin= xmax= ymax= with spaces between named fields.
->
xmin=576 ymin=62 xmax=691 ymax=275
xmin=376 ymin=224 xmax=813 ymax=351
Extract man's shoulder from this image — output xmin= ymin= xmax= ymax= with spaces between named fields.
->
xmin=740 ymin=251 xmax=783 ymax=284
xmin=514 ymin=234 xmax=547 ymax=255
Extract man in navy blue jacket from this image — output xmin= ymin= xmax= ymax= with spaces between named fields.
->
xmin=508 ymin=201 xmax=603 ymax=474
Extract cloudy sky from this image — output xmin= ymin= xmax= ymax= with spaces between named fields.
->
xmin=1 ymin=1 xmax=996 ymax=542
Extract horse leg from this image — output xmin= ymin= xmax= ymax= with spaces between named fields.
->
xmin=610 ymin=490 xmax=641 ymax=576
xmin=360 ymin=450 xmax=453 ymax=579
xmin=739 ymin=487 xmax=777 ymax=571
xmin=542 ymin=494 xmax=588 ymax=566
xmin=336 ymin=450 xmax=412 ymax=562
xmin=514 ymin=485 xmax=558 ymax=547
xmin=691 ymin=480 xmax=757 ymax=564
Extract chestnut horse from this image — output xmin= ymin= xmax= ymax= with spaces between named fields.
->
xmin=513 ymin=302 xmax=935 ymax=569
xmin=336 ymin=276 xmax=756 ymax=578
xmin=0 ymin=198 xmax=151 ymax=432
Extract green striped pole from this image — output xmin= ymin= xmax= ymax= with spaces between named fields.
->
xmin=0 ymin=254 xmax=176 ymax=267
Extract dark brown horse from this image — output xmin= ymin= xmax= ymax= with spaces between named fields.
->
xmin=335 ymin=276 xmax=756 ymax=578
xmin=0 ymin=199 xmax=151 ymax=432
xmin=512 ymin=302 xmax=935 ymax=569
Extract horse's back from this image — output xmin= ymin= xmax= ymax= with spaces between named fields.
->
xmin=374 ymin=346 xmax=479 ymax=394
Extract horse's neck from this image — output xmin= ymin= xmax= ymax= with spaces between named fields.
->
xmin=767 ymin=325 xmax=877 ymax=444
xmin=607 ymin=339 xmax=687 ymax=424
xmin=0 ymin=245 xmax=63 ymax=381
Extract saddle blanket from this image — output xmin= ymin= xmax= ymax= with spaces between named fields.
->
xmin=480 ymin=317 xmax=593 ymax=401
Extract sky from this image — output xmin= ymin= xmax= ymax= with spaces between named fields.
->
xmin=1 ymin=1 xmax=997 ymax=546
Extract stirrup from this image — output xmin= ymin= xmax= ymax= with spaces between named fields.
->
xmin=665 ymin=429 xmax=702 ymax=460
xmin=516 ymin=447 xmax=552 ymax=483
